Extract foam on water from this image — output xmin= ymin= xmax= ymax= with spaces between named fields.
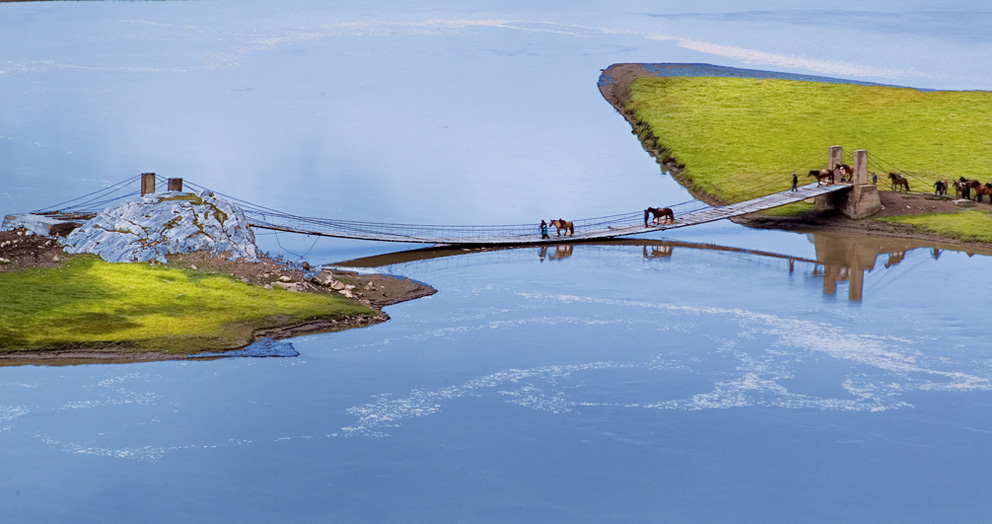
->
xmin=332 ymin=291 xmax=989 ymax=436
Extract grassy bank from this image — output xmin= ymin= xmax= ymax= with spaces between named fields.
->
xmin=881 ymin=210 xmax=992 ymax=243
xmin=0 ymin=256 xmax=375 ymax=354
xmin=625 ymin=76 xmax=992 ymax=211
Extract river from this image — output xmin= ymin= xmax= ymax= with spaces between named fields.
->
xmin=2 ymin=1 xmax=991 ymax=523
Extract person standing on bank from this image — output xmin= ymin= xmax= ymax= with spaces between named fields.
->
xmin=791 ymin=172 xmax=798 ymax=191
xmin=540 ymin=220 xmax=549 ymax=239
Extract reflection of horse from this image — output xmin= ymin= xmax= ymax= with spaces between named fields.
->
xmin=885 ymin=251 xmax=906 ymax=268
xmin=549 ymin=244 xmax=573 ymax=260
xmin=549 ymin=218 xmax=573 ymax=237
xmin=643 ymin=245 xmax=673 ymax=259
xmin=644 ymin=207 xmax=674 ymax=226
xmin=808 ymin=169 xmax=833 ymax=187
xmin=888 ymin=172 xmax=910 ymax=192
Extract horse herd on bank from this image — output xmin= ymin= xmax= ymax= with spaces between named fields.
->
xmin=539 ymin=167 xmax=992 ymax=240
xmin=810 ymin=164 xmax=992 ymax=202
xmin=937 ymin=177 xmax=992 ymax=202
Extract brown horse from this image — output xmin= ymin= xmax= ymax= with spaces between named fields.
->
xmin=888 ymin=172 xmax=910 ymax=192
xmin=549 ymin=218 xmax=573 ymax=237
xmin=808 ymin=169 xmax=833 ymax=187
xmin=835 ymin=163 xmax=853 ymax=182
xmin=974 ymin=183 xmax=992 ymax=203
xmin=644 ymin=207 xmax=674 ymax=226
xmin=954 ymin=178 xmax=971 ymax=199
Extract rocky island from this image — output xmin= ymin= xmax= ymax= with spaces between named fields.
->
xmin=0 ymin=190 xmax=435 ymax=365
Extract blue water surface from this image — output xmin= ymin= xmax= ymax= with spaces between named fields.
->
xmin=2 ymin=1 xmax=992 ymax=523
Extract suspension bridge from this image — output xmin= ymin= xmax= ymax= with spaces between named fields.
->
xmin=7 ymin=172 xmax=854 ymax=247
xmin=244 ymin=182 xmax=847 ymax=245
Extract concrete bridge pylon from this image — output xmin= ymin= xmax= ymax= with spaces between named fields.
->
xmin=816 ymin=146 xmax=882 ymax=219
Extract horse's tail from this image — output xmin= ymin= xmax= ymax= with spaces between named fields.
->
xmin=568 ymin=222 xmax=574 ymax=235
xmin=644 ymin=208 xmax=649 ymax=226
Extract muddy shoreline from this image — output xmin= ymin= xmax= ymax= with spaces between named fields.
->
xmin=598 ymin=63 xmax=992 ymax=253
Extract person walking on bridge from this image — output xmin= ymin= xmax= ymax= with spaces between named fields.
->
xmin=540 ymin=220 xmax=549 ymax=239
xmin=791 ymin=172 xmax=798 ymax=191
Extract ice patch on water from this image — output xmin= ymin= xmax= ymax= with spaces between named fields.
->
xmin=499 ymin=384 xmax=573 ymax=414
xmin=34 ymin=433 xmax=167 ymax=462
xmin=62 ymin=372 xmax=164 ymax=411
xmin=525 ymin=292 xmax=990 ymax=393
xmin=338 ymin=361 xmax=627 ymax=437
xmin=336 ymin=292 xmax=989 ymax=436
xmin=0 ymin=404 xmax=29 ymax=432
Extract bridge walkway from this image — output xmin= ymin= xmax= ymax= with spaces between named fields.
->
xmin=245 ymin=182 xmax=849 ymax=245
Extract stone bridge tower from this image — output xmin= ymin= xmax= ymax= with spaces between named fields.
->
xmin=816 ymin=146 xmax=881 ymax=219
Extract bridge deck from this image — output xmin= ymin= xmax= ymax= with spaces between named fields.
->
xmin=247 ymin=183 xmax=849 ymax=245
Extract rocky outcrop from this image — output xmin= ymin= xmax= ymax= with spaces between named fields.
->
xmin=59 ymin=192 xmax=259 ymax=263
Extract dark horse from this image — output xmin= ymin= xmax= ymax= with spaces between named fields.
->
xmin=644 ymin=207 xmax=674 ymax=226
xmin=808 ymin=169 xmax=833 ymax=187
xmin=888 ymin=172 xmax=910 ymax=192
xmin=549 ymin=218 xmax=573 ymax=237
xmin=954 ymin=177 xmax=972 ymax=199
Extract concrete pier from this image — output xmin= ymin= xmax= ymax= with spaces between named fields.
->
xmin=815 ymin=147 xmax=881 ymax=219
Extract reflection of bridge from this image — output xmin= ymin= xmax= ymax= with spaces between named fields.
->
xmin=335 ymin=235 xmax=955 ymax=303
xmin=244 ymin=182 xmax=847 ymax=245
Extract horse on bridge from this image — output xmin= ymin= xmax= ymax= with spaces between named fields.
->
xmin=808 ymin=169 xmax=833 ymax=187
xmin=549 ymin=218 xmax=574 ymax=237
xmin=888 ymin=172 xmax=910 ymax=192
xmin=835 ymin=164 xmax=853 ymax=183
xmin=644 ymin=207 xmax=675 ymax=226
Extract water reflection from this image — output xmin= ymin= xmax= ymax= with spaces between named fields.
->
xmin=538 ymin=243 xmax=573 ymax=262
xmin=803 ymin=232 xmax=991 ymax=301
xmin=643 ymin=245 xmax=673 ymax=259
xmin=335 ymin=232 xmax=991 ymax=302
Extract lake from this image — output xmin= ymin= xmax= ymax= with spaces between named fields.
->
xmin=2 ymin=1 xmax=991 ymax=522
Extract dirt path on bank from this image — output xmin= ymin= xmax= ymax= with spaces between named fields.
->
xmin=598 ymin=63 xmax=992 ymax=254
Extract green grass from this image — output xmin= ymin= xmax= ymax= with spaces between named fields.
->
xmin=626 ymin=77 xmax=992 ymax=204
xmin=880 ymin=210 xmax=992 ymax=243
xmin=0 ymin=257 xmax=374 ymax=354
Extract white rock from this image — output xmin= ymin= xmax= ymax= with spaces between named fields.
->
xmin=311 ymin=270 xmax=336 ymax=287
xmin=58 ymin=191 xmax=259 ymax=263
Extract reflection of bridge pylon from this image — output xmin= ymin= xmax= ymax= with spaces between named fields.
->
xmin=810 ymin=232 xmax=921 ymax=301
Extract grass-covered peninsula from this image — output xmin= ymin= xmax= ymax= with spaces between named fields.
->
xmin=603 ymin=64 xmax=992 ymax=242
xmin=0 ymin=190 xmax=435 ymax=363
xmin=0 ymin=255 xmax=376 ymax=356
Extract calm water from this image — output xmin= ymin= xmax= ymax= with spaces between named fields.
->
xmin=3 ymin=1 xmax=992 ymax=523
